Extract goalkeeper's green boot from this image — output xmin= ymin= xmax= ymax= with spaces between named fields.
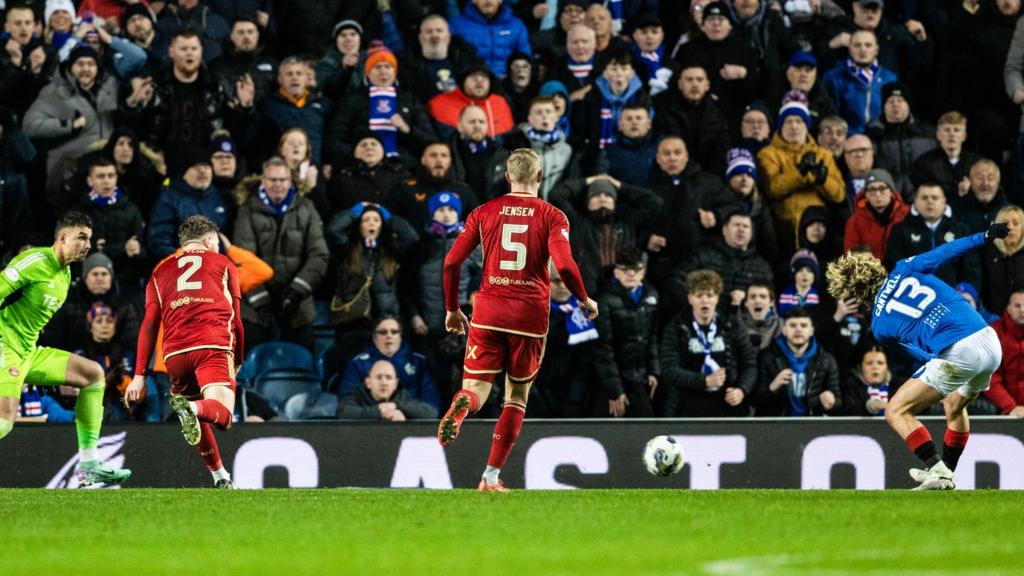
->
xmin=77 ymin=460 xmax=132 ymax=487
xmin=170 ymin=394 xmax=201 ymax=446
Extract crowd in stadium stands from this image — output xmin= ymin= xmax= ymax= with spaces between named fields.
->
xmin=8 ymin=0 xmax=1024 ymax=422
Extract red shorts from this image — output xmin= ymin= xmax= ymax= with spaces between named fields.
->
xmin=463 ymin=325 xmax=545 ymax=384
xmin=164 ymin=349 xmax=236 ymax=399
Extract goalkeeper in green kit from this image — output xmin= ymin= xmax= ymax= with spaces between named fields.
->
xmin=0 ymin=212 xmax=131 ymax=486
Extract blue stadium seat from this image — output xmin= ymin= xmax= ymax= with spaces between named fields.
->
xmin=254 ymin=369 xmax=322 ymax=411
xmin=283 ymin=392 xmax=339 ymax=420
xmin=317 ymin=345 xmax=340 ymax=385
xmin=237 ymin=342 xmax=316 ymax=387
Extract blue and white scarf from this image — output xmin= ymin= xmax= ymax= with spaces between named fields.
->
xmin=778 ymin=286 xmax=820 ymax=316
xmin=846 ymin=58 xmax=879 ymax=87
xmin=526 ymin=126 xmax=564 ymax=144
xmin=868 ymin=382 xmax=888 ymax=415
xmin=595 ymin=75 xmax=644 ymax=150
xmin=775 ymin=334 xmax=818 ymax=416
xmin=693 ymin=316 xmax=722 ymax=381
xmin=465 ymin=137 xmax=489 ymax=154
xmin=89 ymin=187 xmax=122 ymax=207
xmin=552 ymin=296 xmax=599 ymax=345
xmin=369 ymin=85 xmax=399 ymax=156
xmin=567 ymin=57 xmax=594 ymax=81
xmin=427 ymin=219 xmax=464 ymax=237
xmin=258 ymin=185 xmax=296 ymax=218
xmin=631 ymin=43 xmax=664 ymax=82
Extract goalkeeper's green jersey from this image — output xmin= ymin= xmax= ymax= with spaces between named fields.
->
xmin=0 ymin=247 xmax=71 ymax=356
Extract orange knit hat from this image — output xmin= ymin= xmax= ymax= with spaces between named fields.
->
xmin=365 ymin=40 xmax=398 ymax=75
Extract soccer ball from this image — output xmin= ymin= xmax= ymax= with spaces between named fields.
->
xmin=643 ymin=435 xmax=684 ymax=477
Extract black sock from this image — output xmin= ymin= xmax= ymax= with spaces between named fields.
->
xmin=943 ymin=444 xmax=966 ymax=471
xmin=914 ymin=442 xmax=942 ymax=468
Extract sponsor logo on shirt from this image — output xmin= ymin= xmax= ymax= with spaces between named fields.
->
xmin=488 ymin=276 xmax=535 ymax=287
xmin=170 ymin=296 xmax=216 ymax=309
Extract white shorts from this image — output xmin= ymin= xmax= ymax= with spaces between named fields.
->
xmin=917 ymin=326 xmax=1002 ymax=398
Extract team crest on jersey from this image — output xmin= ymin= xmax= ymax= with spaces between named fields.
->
xmin=4 ymin=267 xmax=19 ymax=282
xmin=944 ymin=231 xmax=956 ymax=243
xmin=376 ymin=100 xmax=393 ymax=114
xmin=910 ymin=233 xmax=922 ymax=243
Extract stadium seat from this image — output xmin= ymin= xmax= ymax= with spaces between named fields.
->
xmin=237 ymin=342 xmax=316 ymax=386
xmin=254 ymin=369 xmax=322 ymax=411
xmin=283 ymin=392 xmax=339 ymax=420
xmin=317 ymin=345 xmax=340 ymax=385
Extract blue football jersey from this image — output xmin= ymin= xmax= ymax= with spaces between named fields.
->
xmin=871 ymin=233 xmax=988 ymax=363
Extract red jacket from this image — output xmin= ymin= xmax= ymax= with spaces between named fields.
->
xmin=427 ymin=88 xmax=514 ymax=138
xmin=984 ymin=311 xmax=1024 ymax=414
xmin=843 ymin=192 xmax=909 ymax=259
xmin=78 ymin=0 xmax=149 ymax=25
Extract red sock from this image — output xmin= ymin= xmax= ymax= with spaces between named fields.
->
xmin=455 ymin=389 xmax=481 ymax=414
xmin=486 ymin=402 xmax=526 ymax=469
xmin=196 ymin=423 xmax=222 ymax=472
xmin=944 ymin=429 xmax=969 ymax=448
xmin=193 ymin=399 xmax=232 ymax=430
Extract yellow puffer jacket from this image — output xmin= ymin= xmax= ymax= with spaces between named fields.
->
xmin=757 ymin=132 xmax=845 ymax=237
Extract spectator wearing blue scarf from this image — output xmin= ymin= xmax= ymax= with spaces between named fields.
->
xmin=630 ymin=12 xmax=674 ymax=96
xmin=577 ymin=47 xmax=650 ymax=167
xmin=538 ymin=80 xmax=572 ymax=138
xmin=753 ymin=307 xmax=842 ymax=416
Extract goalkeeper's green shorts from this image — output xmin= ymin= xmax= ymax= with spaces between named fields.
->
xmin=0 ymin=342 xmax=72 ymax=398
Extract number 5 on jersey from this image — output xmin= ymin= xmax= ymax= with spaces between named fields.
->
xmin=500 ymin=223 xmax=528 ymax=271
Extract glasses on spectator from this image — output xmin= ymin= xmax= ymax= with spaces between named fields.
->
xmin=865 ymin=185 xmax=890 ymax=194
xmin=845 ymin=147 xmax=872 ymax=156
xmin=374 ymin=329 xmax=401 ymax=335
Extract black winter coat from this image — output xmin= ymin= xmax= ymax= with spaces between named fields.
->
xmin=233 ymin=176 xmax=330 ymax=329
xmin=982 ymin=243 xmax=1024 ymax=314
xmin=324 ymin=158 xmax=412 ymax=217
xmin=658 ymin=312 xmax=757 ymax=417
xmin=337 ymin=386 xmax=438 ymax=420
xmin=674 ymin=33 xmax=761 ymax=131
xmin=910 ymin=148 xmax=984 ymax=201
xmin=594 ymin=282 xmax=660 ymax=399
xmin=677 ymin=238 xmax=774 ymax=304
xmin=954 ymin=191 xmax=1009 ymax=236
xmin=397 ymin=37 xmax=485 ymax=100
xmin=652 ymin=90 xmax=730 ymax=176
xmin=884 ymin=211 xmax=982 ymax=290
xmin=450 ymin=135 xmax=509 ymax=203
xmin=866 ymin=116 xmax=936 ymax=200
xmin=144 ymin=67 xmax=252 ymax=167
xmin=208 ymin=44 xmax=279 ymax=102
xmin=385 ymin=170 xmax=480 ymax=234
xmin=752 ymin=339 xmax=842 ymax=416
xmin=75 ymin=193 xmax=147 ymax=290
xmin=548 ymin=178 xmax=663 ymax=295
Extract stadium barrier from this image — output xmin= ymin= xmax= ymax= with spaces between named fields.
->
xmin=4 ymin=418 xmax=1023 ymax=489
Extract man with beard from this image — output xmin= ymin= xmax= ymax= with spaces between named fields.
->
xmin=154 ymin=0 xmax=230 ymax=64
xmin=386 ymin=142 xmax=479 ymax=233
xmin=144 ymin=29 xmax=255 ymax=175
xmin=449 ymin=105 xmax=510 ymax=203
xmin=956 ymin=159 xmax=1010 ymax=235
xmin=399 ymin=14 xmax=485 ymax=101
xmin=739 ymin=100 xmax=772 ymax=153
xmin=209 ymin=18 xmax=278 ymax=102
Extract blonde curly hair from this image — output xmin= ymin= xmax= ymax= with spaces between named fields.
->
xmin=826 ymin=251 xmax=888 ymax=304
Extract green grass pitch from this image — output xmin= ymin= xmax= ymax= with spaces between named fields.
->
xmin=2 ymin=489 xmax=1021 ymax=576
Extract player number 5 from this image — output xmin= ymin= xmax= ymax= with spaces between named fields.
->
xmin=500 ymin=223 xmax=528 ymax=271
xmin=177 ymin=255 xmax=203 ymax=291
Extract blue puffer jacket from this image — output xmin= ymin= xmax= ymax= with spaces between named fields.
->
xmin=450 ymin=4 xmax=531 ymax=77
xmin=820 ymin=61 xmax=898 ymax=135
xmin=146 ymin=177 xmax=229 ymax=259
xmin=336 ymin=343 xmax=440 ymax=410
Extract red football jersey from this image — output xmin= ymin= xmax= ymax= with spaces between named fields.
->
xmin=444 ymin=192 xmax=588 ymax=337
xmin=146 ymin=248 xmax=241 ymax=360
